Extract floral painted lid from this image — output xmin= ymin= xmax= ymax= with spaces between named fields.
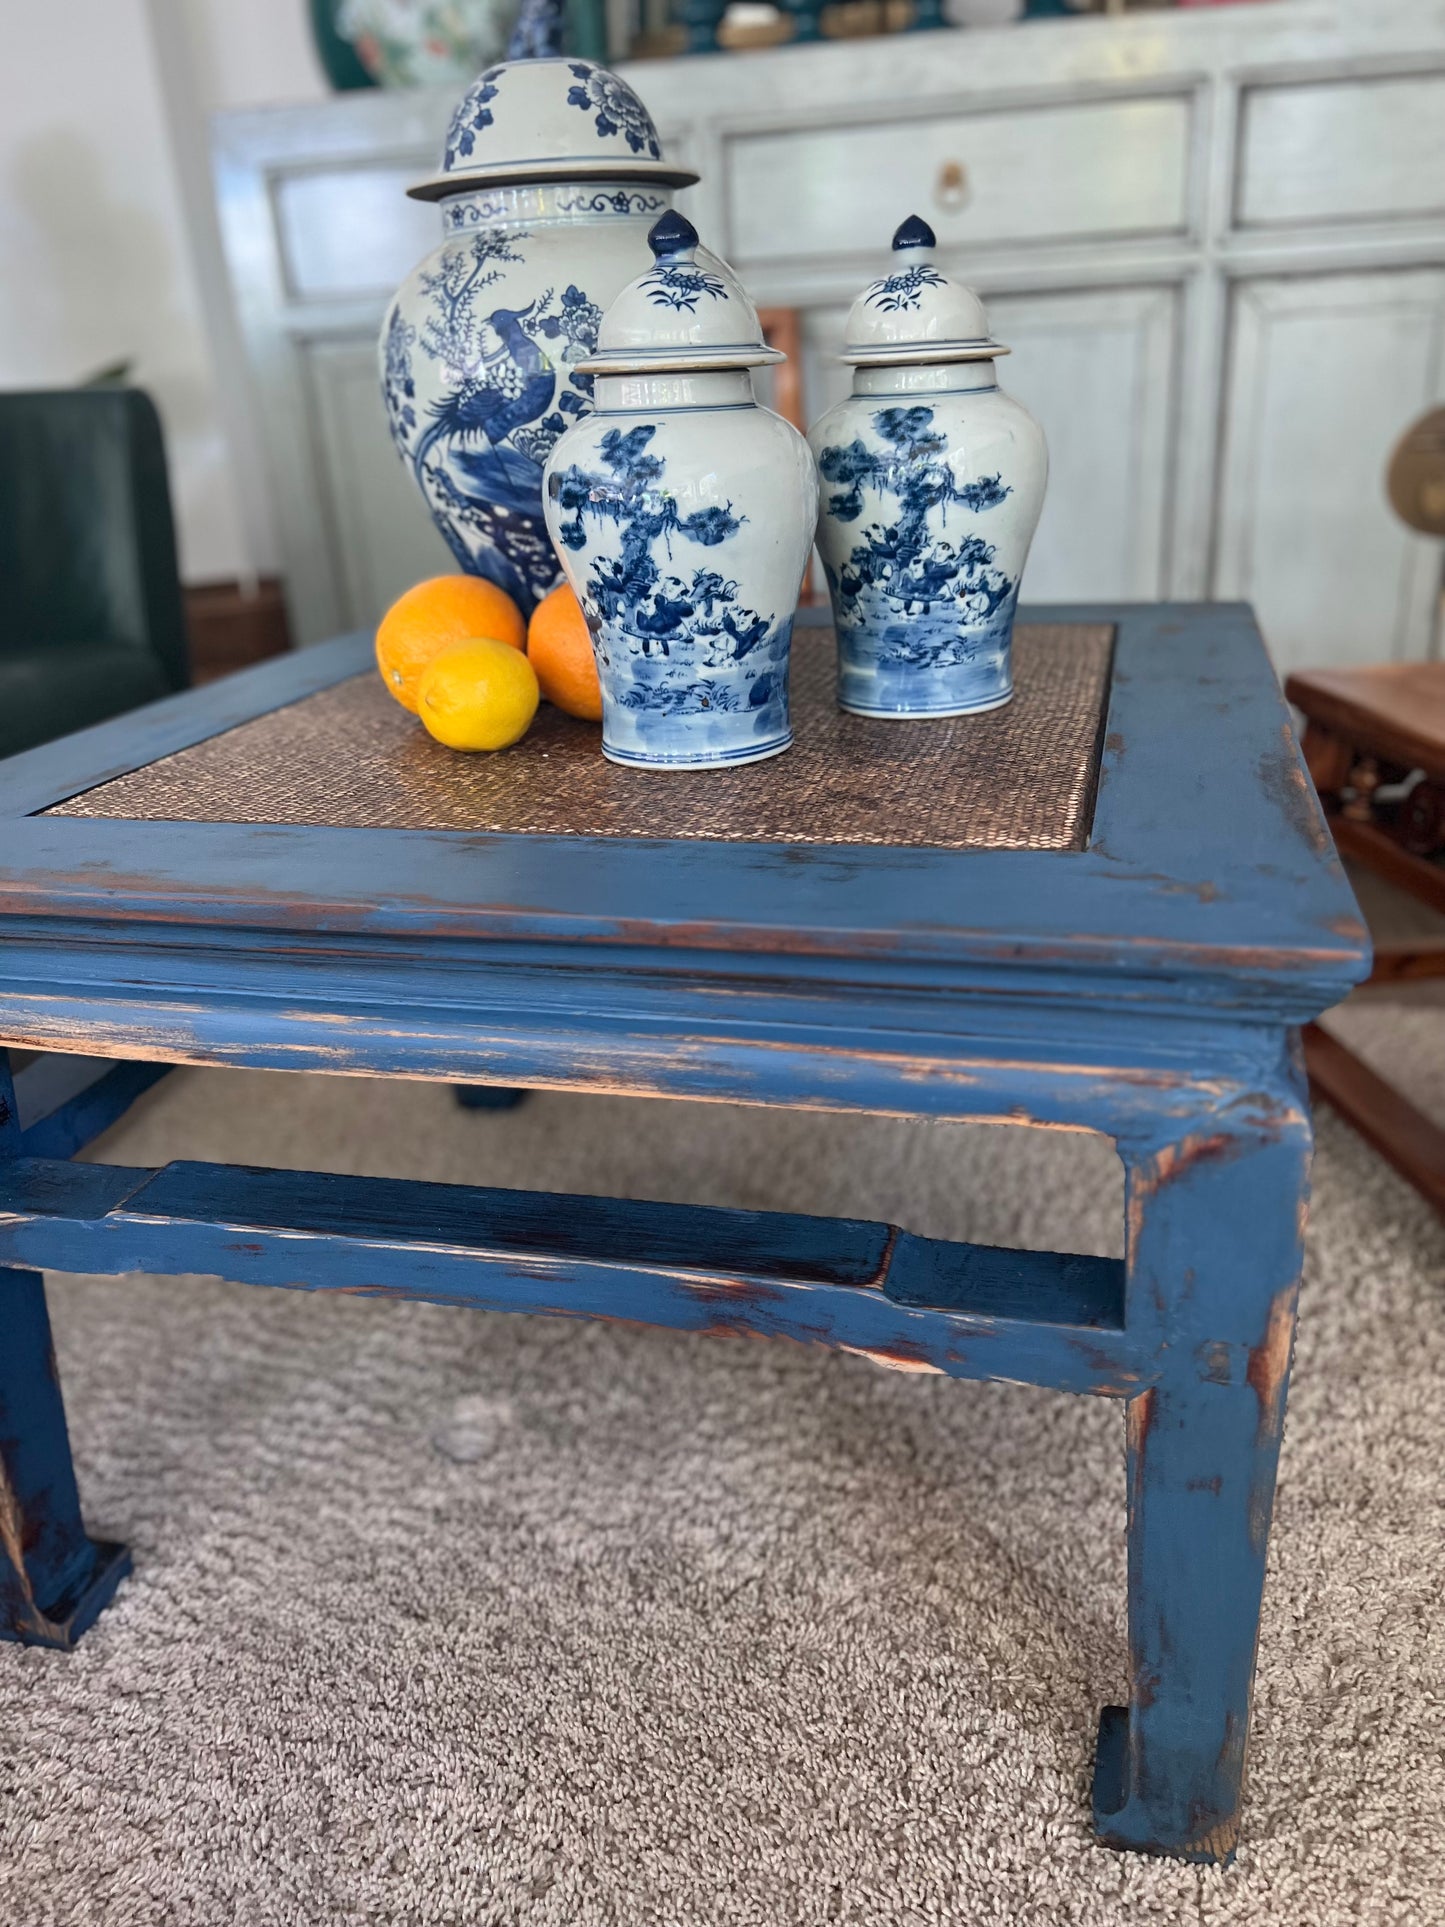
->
xmin=577 ymin=212 xmax=786 ymax=375
xmin=409 ymin=57 xmax=699 ymax=199
xmin=841 ymin=215 xmax=1008 ymax=366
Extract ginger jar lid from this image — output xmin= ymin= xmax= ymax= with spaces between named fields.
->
xmin=408 ymin=58 xmax=699 ymax=200
xmin=841 ymin=216 xmax=1008 ymax=366
xmin=576 ymin=212 xmax=786 ymax=375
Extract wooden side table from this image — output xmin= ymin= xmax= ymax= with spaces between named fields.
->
xmin=0 ymin=607 xmax=1367 ymax=1863
xmin=1287 ymin=661 xmax=1445 ymax=1215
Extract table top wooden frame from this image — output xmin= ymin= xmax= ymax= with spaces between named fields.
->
xmin=0 ymin=604 xmax=1367 ymax=1148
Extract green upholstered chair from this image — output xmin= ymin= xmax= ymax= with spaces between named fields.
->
xmin=0 ymin=388 xmax=190 ymax=760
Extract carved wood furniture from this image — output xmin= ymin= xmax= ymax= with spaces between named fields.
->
xmin=210 ymin=1 xmax=1445 ymax=672
xmin=1289 ymin=660 xmax=1445 ymax=1215
xmin=0 ymin=605 xmax=1367 ymax=1862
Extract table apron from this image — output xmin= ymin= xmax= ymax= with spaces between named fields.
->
xmin=0 ymin=933 xmax=1310 ymax=1149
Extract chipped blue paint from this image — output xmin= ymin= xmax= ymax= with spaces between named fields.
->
xmin=1095 ymin=1083 xmax=1314 ymax=1863
xmin=0 ymin=1155 xmax=1142 ymax=1397
xmin=0 ymin=603 xmax=1370 ymax=1861
xmin=0 ymin=1054 xmax=131 ymax=1649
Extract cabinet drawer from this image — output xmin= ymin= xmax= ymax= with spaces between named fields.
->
xmin=1237 ymin=72 xmax=1445 ymax=230
xmin=725 ymin=91 xmax=1192 ymax=265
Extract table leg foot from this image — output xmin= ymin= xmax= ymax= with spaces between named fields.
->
xmin=453 ymin=1085 xmax=529 ymax=1111
xmin=1092 ymin=1704 xmax=1238 ymax=1865
xmin=1 ymin=1538 xmax=132 ymax=1651
xmin=1 ymin=1265 xmax=131 ymax=1649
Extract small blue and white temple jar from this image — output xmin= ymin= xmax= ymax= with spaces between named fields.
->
xmin=809 ymin=216 xmax=1048 ymax=718
xmin=542 ymin=212 xmax=818 ymax=769
xmin=381 ymin=55 xmax=698 ymax=617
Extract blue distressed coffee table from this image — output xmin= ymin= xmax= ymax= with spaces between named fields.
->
xmin=0 ymin=607 xmax=1367 ymax=1863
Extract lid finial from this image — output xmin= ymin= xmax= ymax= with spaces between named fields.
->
xmin=892 ymin=214 xmax=937 ymax=254
xmin=838 ymin=211 xmax=1005 ymax=366
xmin=578 ymin=212 xmax=784 ymax=376
xmin=647 ymin=210 xmax=699 ymax=262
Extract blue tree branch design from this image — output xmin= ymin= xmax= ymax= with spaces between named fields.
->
xmin=548 ymin=425 xmax=779 ymax=697
xmin=819 ymin=405 xmax=1015 ymax=636
xmin=401 ymin=232 xmax=607 ymax=612
xmin=418 ymin=231 xmax=522 ymax=384
xmin=382 ymin=307 xmax=417 ymax=445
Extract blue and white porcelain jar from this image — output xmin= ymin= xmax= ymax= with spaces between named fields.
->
xmin=542 ymin=212 xmax=818 ymax=769
xmin=809 ymin=216 xmax=1048 ymax=717
xmin=380 ymin=56 xmax=697 ymax=617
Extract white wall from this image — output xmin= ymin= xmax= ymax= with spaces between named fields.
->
xmin=0 ymin=0 xmax=329 ymax=583
xmin=178 ymin=0 xmax=329 ymax=114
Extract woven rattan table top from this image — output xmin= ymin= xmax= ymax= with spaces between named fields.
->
xmin=49 ymin=622 xmax=1113 ymax=851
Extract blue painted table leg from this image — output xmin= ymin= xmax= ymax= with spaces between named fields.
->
xmin=1094 ymin=1079 xmax=1312 ymax=1863
xmin=0 ymin=1265 xmax=131 ymax=1648
xmin=0 ymin=1050 xmax=129 ymax=1647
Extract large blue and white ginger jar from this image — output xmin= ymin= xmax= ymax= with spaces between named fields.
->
xmin=542 ymin=212 xmax=818 ymax=769
xmin=380 ymin=55 xmax=698 ymax=617
xmin=809 ymin=216 xmax=1047 ymax=717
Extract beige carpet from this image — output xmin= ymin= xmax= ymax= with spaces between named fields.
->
xmin=1 ymin=1003 xmax=1443 ymax=1926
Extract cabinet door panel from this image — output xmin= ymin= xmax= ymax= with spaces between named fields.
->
xmin=989 ymin=285 xmax=1177 ymax=602
xmin=304 ymin=336 xmax=453 ymax=635
xmin=1214 ymin=270 xmax=1445 ymax=676
xmin=804 ymin=285 xmax=1178 ymax=604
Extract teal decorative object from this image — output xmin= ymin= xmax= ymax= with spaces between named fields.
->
xmin=565 ymin=0 xmax=608 ymax=59
xmin=321 ymin=0 xmax=515 ymax=89
xmin=676 ymin=0 xmax=728 ymax=52
xmin=309 ymin=0 xmax=377 ymax=88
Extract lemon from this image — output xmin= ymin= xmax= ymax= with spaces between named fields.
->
xmin=417 ymin=637 xmax=539 ymax=751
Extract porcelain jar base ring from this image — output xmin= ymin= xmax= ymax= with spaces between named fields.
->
xmin=600 ymin=731 xmax=793 ymax=769
xmin=840 ymin=686 xmax=1013 ymax=720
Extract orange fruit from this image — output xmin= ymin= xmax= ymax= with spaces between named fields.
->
xmin=527 ymin=582 xmax=603 ymax=723
xmin=376 ymin=575 xmax=525 ymax=712
xmin=417 ymin=638 xmax=539 ymax=751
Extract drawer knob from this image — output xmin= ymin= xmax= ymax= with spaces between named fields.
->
xmin=934 ymin=160 xmax=969 ymax=213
